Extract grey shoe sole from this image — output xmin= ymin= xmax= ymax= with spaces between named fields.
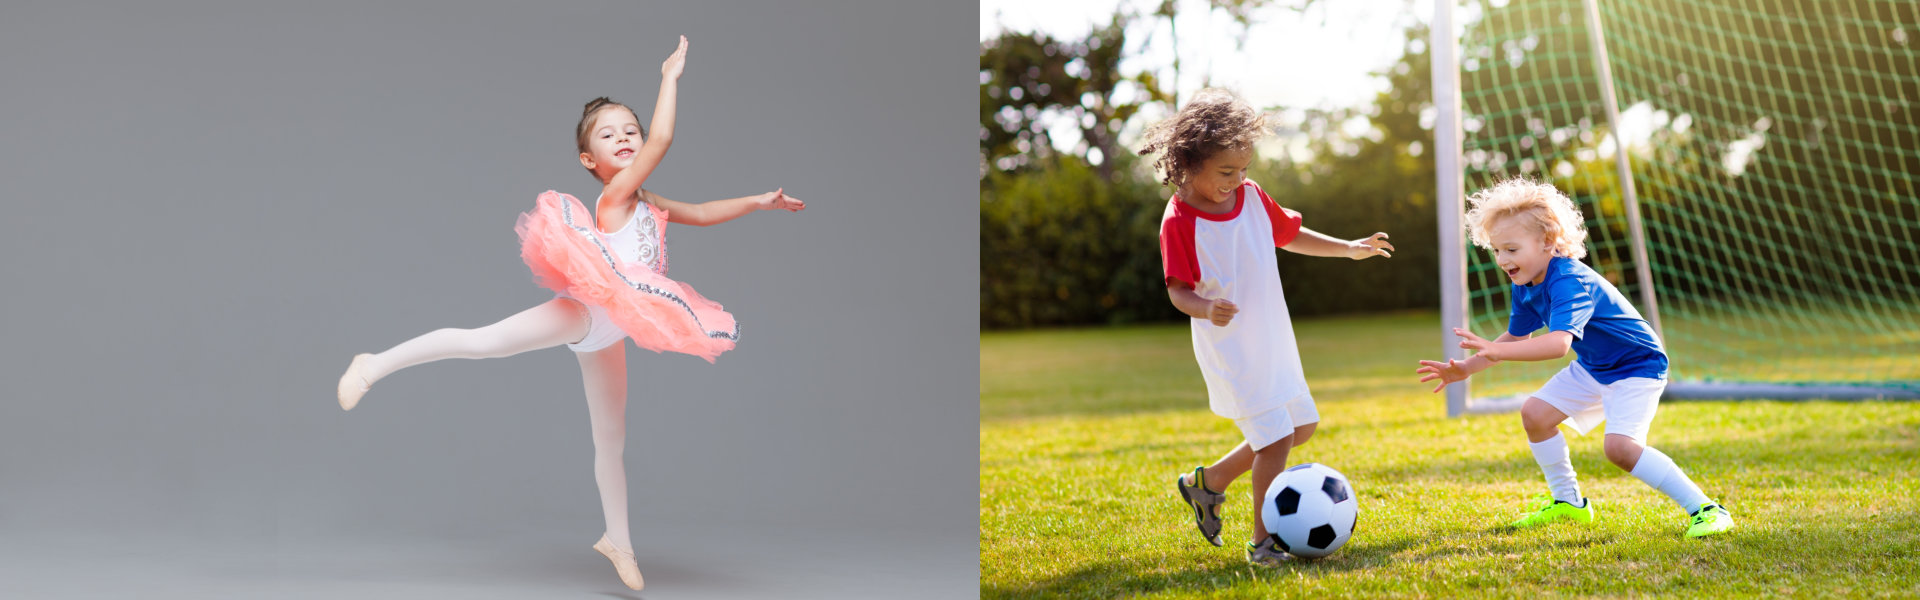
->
xmin=1247 ymin=536 xmax=1296 ymax=566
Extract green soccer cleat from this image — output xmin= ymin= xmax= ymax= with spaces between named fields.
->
xmin=1686 ymin=503 xmax=1734 ymax=538
xmin=1509 ymin=493 xmax=1594 ymax=528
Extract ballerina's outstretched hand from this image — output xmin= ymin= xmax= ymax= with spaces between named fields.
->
xmin=661 ymin=35 xmax=687 ymax=79
xmin=758 ymin=188 xmax=806 ymax=213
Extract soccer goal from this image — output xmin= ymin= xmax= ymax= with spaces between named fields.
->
xmin=1431 ymin=0 xmax=1920 ymax=416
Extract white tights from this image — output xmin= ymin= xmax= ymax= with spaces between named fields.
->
xmin=359 ymin=297 xmax=637 ymax=551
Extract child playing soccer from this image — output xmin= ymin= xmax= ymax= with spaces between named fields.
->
xmin=1145 ymin=89 xmax=1394 ymax=565
xmin=1416 ymin=178 xmax=1733 ymax=538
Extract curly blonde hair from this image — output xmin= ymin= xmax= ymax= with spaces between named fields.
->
xmin=1138 ymin=88 xmax=1270 ymax=187
xmin=1464 ymin=178 xmax=1589 ymax=260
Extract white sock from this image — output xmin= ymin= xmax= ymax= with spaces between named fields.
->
xmin=1528 ymin=433 xmax=1582 ymax=504
xmin=1630 ymin=446 xmax=1710 ymax=513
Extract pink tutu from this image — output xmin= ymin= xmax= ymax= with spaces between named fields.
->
xmin=515 ymin=191 xmax=738 ymax=362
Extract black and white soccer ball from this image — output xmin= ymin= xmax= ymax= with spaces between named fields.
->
xmin=1259 ymin=462 xmax=1358 ymax=559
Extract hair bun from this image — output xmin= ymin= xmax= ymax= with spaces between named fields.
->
xmin=583 ymin=96 xmax=614 ymax=116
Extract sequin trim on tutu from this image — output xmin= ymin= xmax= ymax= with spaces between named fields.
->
xmin=559 ymin=197 xmax=740 ymax=343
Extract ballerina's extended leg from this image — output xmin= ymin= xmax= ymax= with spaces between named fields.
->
xmin=338 ymin=297 xmax=590 ymax=410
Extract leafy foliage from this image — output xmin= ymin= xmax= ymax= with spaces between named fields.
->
xmin=981 ymin=15 xmax=1444 ymax=328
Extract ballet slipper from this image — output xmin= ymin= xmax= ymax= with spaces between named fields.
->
xmin=337 ymin=354 xmax=373 ymax=411
xmin=593 ymin=533 xmax=645 ymax=590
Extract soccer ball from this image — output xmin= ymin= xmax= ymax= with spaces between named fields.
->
xmin=1260 ymin=462 xmax=1358 ymax=559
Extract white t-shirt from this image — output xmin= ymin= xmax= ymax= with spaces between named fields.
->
xmin=1158 ymin=179 xmax=1310 ymax=419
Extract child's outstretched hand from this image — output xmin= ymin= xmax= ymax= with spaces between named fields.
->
xmin=1346 ymin=232 xmax=1394 ymax=260
xmin=1206 ymin=298 xmax=1238 ymax=327
xmin=1453 ymin=327 xmax=1496 ymax=358
xmin=662 ymin=35 xmax=689 ymax=80
xmin=757 ymin=188 xmax=806 ymax=213
xmin=1415 ymin=358 xmax=1469 ymax=393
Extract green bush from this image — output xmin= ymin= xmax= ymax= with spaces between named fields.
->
xmin=981 ymin=150 xmax=1444 ymax=329
xmin=980 ymin=156 xmax=1167 ymax=328
xmin=1258 ymin=145 xmax=1441 ymax=316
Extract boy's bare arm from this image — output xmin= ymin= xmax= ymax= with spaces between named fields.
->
xmin=1280 ymin=227 xmax=1393 ymax=260
xmin=1168 ymin=283 xmax=1237 ymax=327
xmin=1457 ymin=328 xmax=1574 ymax=362
xmin=1417 ymin=331 xmax=1526 ymax=392
xmin=1457 ymin=332 xmax=1525 ymax=373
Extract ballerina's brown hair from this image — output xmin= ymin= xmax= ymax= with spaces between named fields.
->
xmin=575 ymin=97 xmax=644 ymax=179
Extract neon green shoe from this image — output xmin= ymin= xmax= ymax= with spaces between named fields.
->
xmin=1509 ymin=493 xmax=1594 ymax=528
xmin=1686 ymin=503 xmax=1734 ymax=538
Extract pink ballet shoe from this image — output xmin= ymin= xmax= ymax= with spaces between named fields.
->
xmin=592 ymin=533 xmax=645 ymax=590
xmin=337 ymin=354 xmax=372 ymax=411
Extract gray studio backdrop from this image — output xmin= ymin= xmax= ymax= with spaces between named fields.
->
xmin=0 ymin=1 xmax=977 ymax=597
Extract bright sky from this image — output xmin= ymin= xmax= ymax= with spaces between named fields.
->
xmin=981 ymin=0 xmax=1688 ymax=167
xmin=981 ymin=0 xmax=1428 ymax=161
xmin=981 ymin=0 xmax=1422 ymax=110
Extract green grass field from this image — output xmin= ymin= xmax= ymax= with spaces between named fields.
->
xmin=981 ymin=311 xmax=1920 ymax=598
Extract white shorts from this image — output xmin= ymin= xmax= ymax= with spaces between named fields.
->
xmin=563 ymin=298 xmax=627 ymax=353
xmin=1234 ymin=393 xmax=1321 ymax=451
xmin=1531 ymin=362 xmax=1666 ymax=441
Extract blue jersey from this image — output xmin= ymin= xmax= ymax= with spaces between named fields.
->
xmin=1508 ymin=256 xmax=1668 ymax=383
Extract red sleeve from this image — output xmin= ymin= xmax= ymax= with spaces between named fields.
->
xmin=1159 ymin=202 xmax=1200 ymax=289
xmin=1252 ymin=181 xmax=1303 ymax=248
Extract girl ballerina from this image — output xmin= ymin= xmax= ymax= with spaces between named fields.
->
xmin=334 ymin=36 xmax=805 ymax=590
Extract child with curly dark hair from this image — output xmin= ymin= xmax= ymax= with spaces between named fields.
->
xmin=1145 ymin=88 xmax=1394 ymax=565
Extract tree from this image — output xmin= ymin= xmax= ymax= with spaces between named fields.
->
xmin=980 ymin=13 xmax=1169 ymax=182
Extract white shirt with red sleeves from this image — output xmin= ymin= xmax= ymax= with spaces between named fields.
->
xmin=1158 ymin=179 xmax=1309 ymax=420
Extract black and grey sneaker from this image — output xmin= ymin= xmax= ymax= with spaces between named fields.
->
xmin=1246 ymin=536 xmax=1294 ymax=567
xmin=1175 ymin=466 xmax=1225 ymax=547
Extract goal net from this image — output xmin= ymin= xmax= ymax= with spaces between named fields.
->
xmin=1435 ymin=0 xmax=1920 ymax=412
